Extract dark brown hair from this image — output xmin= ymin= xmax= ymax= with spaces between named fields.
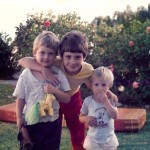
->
xmin=59 ymin=30 xmax=88 ymax=58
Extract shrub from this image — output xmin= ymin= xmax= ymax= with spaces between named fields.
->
xmin=89 ymin=19 xmax=150 ymax=105
xmin=11 ymin=10 xmax=150 ymax=105
xmin=11 ymin=11 xmax=95 ymax=70
xmin=0 ymin=32 xmax=14 ymax=79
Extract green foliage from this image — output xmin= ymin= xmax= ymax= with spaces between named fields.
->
xmin=89 ymin=19 xmax=150 ymax=105
xmin=10 ymin=6 xmax=150 ymax=104
xmin=0 ymin=32 xmax=14 ymax=79
xmin=11 ymin=11 xmax=95 ymax=70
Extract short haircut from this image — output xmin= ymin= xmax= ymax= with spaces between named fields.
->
xmin=33 ymin=31 xmax=60 ymax=55
xmin=91 ymin=66 xmax=114 ymax=88
xmin=59 ymin=30 xmax=88 ymax=58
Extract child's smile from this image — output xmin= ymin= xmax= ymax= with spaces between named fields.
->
xmin=62 ymin=52 xmax=84 ymax=75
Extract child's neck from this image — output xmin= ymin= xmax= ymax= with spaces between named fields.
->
xmin=92 ymin=95 xmax=99 ymax=102
xmin=31 ymin=70 xmax=45 ymax=80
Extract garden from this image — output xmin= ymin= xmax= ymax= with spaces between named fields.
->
xmin=0 ymin=4 xmax=150 ymax=150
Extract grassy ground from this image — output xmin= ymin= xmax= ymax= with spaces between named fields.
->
xmin=0 ymin=84 xmax=150 ymax=150
xmin=0 ymin=121 xmax=71 ymax=150
xmin=117 ymin=113 xmax=150 ymax=149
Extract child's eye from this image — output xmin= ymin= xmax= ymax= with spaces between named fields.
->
xmin=65 ymin=55 xmax=71 ymax=59
xmin=75 ymin=56 xmax=82 ymax=59
xmin=94 ymin=83 xmax=99 ymax=86
xmin=102 ymin=83 xmax=106 ymax=86
xmin=40 ymin=51 xmax=45 ymax=54
xmin=48 ymin=52 xmax=54 ymax=55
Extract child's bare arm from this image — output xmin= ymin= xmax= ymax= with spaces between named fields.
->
xmin=19 ymin=57 xmax=58 ymax=85
xmin=107 ymin=90 xmax=118 ymax=103
xmin=42 ymin=67 xmax=59 ymax=86
xmin=85 ymin=77 xmax=91 ymax=90
xmin=16 ymin=98 xmax=25 ymax=130
xmin=103 ymin=100 xmax=118 ymax=119
xmin=43 ymin=84 xmax=70 ymax=103
xmin=79 ymin=113 xmax=97 ymax=127
xmin=19 ymin=57 xmax=42 ymax=72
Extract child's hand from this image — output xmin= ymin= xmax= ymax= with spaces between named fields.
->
xmin=43 ymin=83 xmax=56 ymax=94
xmin=86 ymin=116 xmax=97 ymax=127
xmin=107 ymin=90 xmax=118 ymax=104
xmin=96 ymin=91 xmax=108 ymax=104
xmin=42 ymin=67 xmax=59 ymax=86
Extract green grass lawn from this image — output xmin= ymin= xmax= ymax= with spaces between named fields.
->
xmin=0 ymin=121 xmax=71 ymax=150
xmin=0 ymin=84 xmax=150 ymax=150
xmin=117 ymin=113 xmax=150 ymax=150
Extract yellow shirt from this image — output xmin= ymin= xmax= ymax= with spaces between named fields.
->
xmin=55 ymin=59 xmax=94 ymax=96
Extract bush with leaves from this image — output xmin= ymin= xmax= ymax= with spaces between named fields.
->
xmin=11 ymin=11 xmax=95 ymax=70
xmin=11 ymin=10 xmax=150 ymax=105
xmin=90 ymin=19 xmax=150 ymax=105
xmin=0 ymin=32 xmax=14 ymax=79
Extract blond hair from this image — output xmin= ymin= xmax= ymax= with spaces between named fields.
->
xmin=91 ymin=66 xmax=114 ymax=88
xmin=33 ymin=31 xmax=60 ymax=55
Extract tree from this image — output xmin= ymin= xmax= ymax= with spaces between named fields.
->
xmin=11 ymin=11 xmax=95 ymax=70
xmin=0 ymin=32 xmax=14 ymax=78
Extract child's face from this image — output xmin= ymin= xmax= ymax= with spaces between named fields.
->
xmin=62 ymin=52 xmax=84 ymax=75
xmin=91 ymin=76 xmax=110 ymax=95
xmin=33 ymin=46 xmax=56 ymax=67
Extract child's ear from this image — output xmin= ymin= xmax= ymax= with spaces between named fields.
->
xmin=107 ymin=64 xmax=114 ymax=72
xmin=33 ymin=51 xmax=36 ymax=57
xmin=83 ymin=57 xmax=86 ymax=61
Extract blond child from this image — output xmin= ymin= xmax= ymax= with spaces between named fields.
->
xmin=79 ymin=66 xmax=119 ymax=150
xmin=13 ymin=31 xmax=70 ymax=150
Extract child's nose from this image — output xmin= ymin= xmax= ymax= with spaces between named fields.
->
xmin=44 ymin=54 xmax=49 ymax=59
xmin=70 ymin=58 xmax=76 ymax=64
xmin=97 ymin=88 xmax=103 ymax=92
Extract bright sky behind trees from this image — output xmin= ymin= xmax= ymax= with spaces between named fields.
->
xmin=0 ymin=0 xmax=149 ymax=39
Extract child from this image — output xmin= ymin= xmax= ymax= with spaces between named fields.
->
xmin=19 ymin=30 xmax=117 ymax=150
xmin=79 ymin=66 xmax=119 ymax=150
xmin=13 ymin=31 xmax=71 ymax=150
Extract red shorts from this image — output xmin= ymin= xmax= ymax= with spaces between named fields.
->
xmin=59 ymin=91 xmax=85 ymax=150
